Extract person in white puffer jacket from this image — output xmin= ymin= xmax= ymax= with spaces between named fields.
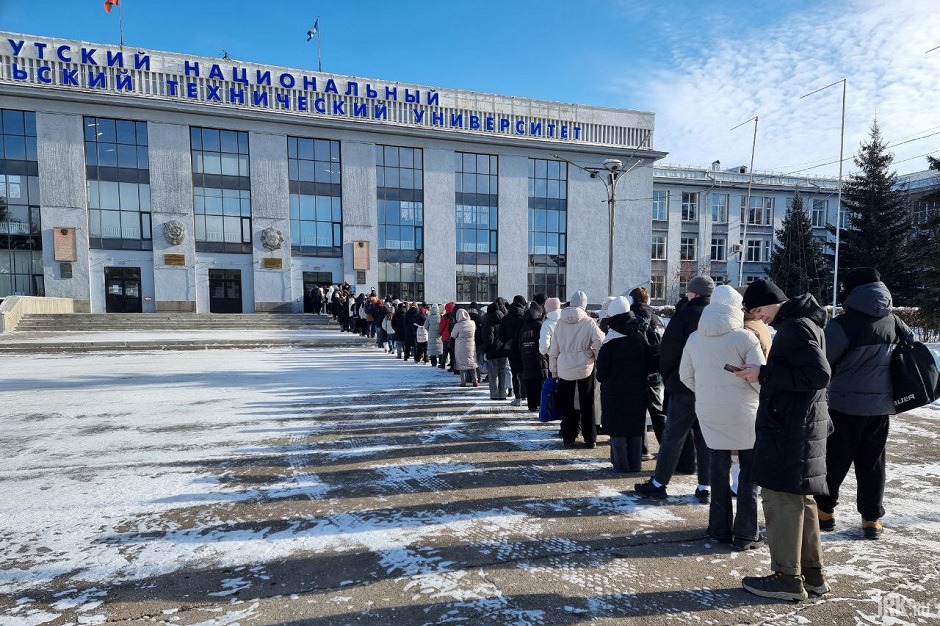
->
xmin=549 ymin=291 xmax=605 ymax=449
xmin=679 ymin=284 xmax=766 ymax=551
xmin=539 ymin=297 xmax=562 ymax=365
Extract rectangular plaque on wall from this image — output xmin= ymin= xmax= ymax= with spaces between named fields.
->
xmin=53 ymin=228 xmax=77 ymax=262
xmin=353 ymin=241 xmax=370 ymax=270
xmin=163 ymin=254 xmax=186 ymax=266
xmin=59 ymin=262 xmax=73 ymax=279
xmin=262 ymin=257 xmax=283 ymax=269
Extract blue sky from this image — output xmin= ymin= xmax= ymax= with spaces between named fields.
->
xmin=2 ymin=0 xmax=938 ymax=176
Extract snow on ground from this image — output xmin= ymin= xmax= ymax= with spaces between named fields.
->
xmin=0 ymin=344 xmax=938 ymax=625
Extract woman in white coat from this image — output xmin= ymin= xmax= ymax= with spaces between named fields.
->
xmin=680 ymin=285 xmax=766 ymax=550
xmin=451 ymin=308 xmax=479 ymax=387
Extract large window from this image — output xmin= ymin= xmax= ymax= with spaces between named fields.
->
xmin=191 ymin=127 xmax=251 ymax=253
xmin=680 ymin=236 xmax=697 ymax=261
xmin=652 ymin=189 xmax=668 ymax=221
xmin=377 ymin=145 xmax=424 ymax=301
xmin=289 ymin=137 xmax=342 ymax=257
xmin=811 ymin=198 xmax=827 ymax=228
xmin=745 ymin=239 xmax=771 ymax=263
xmin=681 ymin=192 xmax=698 ymax=222
xmin=527 ymin=158 xmax=567 ymax=299
xmin=85 ymin=117 xmax=151 ymax=250
xmin=651 ymin=234 xmax=667 ymax=260
xmin=456 ymin=152 xmax=498 ymax=302
xmin=711 ymin=193 xmax=729 ymax=223
xmin=741 ymin=195 xmax=774 ymax=226
xmin=650 ymin=275 xmax=665 ymax=300
xmin=710 ymin=237 xmax=726 ymax=261
xmin=0 ymin=109 xmax=42 ymax=297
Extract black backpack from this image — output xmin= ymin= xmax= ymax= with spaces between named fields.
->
xmin=891 ymin=317 xmax=940 ymax=413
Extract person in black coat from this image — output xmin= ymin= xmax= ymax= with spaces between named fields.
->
xmin=736 ymin=279 xmax=832 ymax=601
xmin=392 ymin=303 xmax=407 ymax=358
xmin=597 ymin=296 xmax=658 ymax=472
xmin=484 ymin=302 xmax=510 ymax=400
xmin=629 ymin=286 xmax=668 ymax=460
xmin=501 ymin=295 xmax=527 ymax=404
xmin=635 ymin=275 xmax=714 ymax=500
xmin=403 ymin=304 xmax=418 ymax=360
xmin=518 ymin=303 xmax=548 ymax=412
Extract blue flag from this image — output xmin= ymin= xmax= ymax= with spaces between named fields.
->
xmin=306 ymin=18 xmax=319 ymax=42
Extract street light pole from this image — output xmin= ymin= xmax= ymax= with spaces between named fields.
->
xmin=801 ymin=78 xmax=846 ymax=311
xmin=551 ymin=154 xmax=637 ymax=296
xmin=730 ymin=116 xmax=759 ymax=287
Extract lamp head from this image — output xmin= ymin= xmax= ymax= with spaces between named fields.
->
xmin=603 ymin=159 xmax=623 ymax=173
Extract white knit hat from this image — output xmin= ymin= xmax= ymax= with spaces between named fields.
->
xmin=608 ymin=295 xmax=633 ymax=317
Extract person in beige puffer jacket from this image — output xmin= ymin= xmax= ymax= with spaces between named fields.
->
xmin=680 ymin=285 xmax=766 ymax=550
xmin=549 ymin=291 xmax=605 ymax=448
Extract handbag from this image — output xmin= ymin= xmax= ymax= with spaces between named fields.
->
xmin=538 ymin=377 xmax=562 ymax=422
xmin=891 ymin=317 xmax=940 ymax=413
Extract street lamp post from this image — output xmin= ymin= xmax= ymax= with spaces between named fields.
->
xmin=730 ymin=116 xmax=759 ymax=287
xmin=551 ymin=155 xmax=637 ymax=297
xmin=801 ymin=78 xmax=847 ymax=311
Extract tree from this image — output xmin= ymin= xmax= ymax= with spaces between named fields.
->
xmin=769 ymin=191 xmax=829 ymax=300
xmin=910 ymin=156 xmax=940 ymax=335
xmin=829 ymin=121 xmax=916 ymax=303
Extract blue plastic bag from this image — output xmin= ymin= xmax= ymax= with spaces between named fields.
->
xmin=538 ymin=377 xmax=562 ymax=422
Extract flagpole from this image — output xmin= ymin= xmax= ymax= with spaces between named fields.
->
xmin=119 ymin=0 xmax=125 ymax=50
xmin=317 ymin=16 xmax=322 ymax=72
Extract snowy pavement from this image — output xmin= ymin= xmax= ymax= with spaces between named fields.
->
xmin=1 ymin=346 xmax=938 ymax=625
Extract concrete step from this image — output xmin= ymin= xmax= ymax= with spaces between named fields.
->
xmin=0 ymin=335 xmax=372 ymax=353
xmin=14 ymin=313 xmax=340 ymax=332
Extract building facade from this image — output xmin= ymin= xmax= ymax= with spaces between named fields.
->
xmin=0 ymin=32 xmax=665 ymax=313
xmin=650 ymin=162 xmax=843 ymax=303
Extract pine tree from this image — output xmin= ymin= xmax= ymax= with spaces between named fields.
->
xmin=829 ymin=121 xmax=915 ymax=303
xmin=769 ymin=191 xmax=829 ymax=300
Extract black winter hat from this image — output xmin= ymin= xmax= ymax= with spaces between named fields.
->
xmin=743 ymin=278 xmax=787 ymax=311
xmin=533 ymin=293 xmax=547 ymax=306
xmin=512 ymin=295 xmax=527 ymax=306
xmin=838 ymin=267 xmax=881 ymax=303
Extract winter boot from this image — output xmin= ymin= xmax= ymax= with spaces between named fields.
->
xmin=862 ymin=519 xmax=883 ymax=539
xmin=817 ymin=509 xmax=835 ymax=532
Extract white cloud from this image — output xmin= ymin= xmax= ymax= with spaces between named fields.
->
xmin=613 ymin=0 xmax=940 ymax=176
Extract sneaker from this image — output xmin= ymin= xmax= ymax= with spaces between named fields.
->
xmin=511 ymin=398 xmax=522 ymax=407
xmin=695 ymin=488 xmax=710 ymax=504
xmin=817 ymin=510 xmax=835 ymax=532
xmin=862 ymin=519 xmax=883 ymax=539
xmin=563 ymin=441 xmax=577 ymax=449
xmin=584 ymin=442 xmax=597 ymax=449
xmin=802 ymin=568 xmax=831 ymax=596
xmin=732 ymin=535 xmax=764 ymax=551
xmin=634 ymin=478 xmax=668 ymax=499
xmin=742 ymin=572 xmax=808 ymax=602
xmin=641 ymin=453 xmax=655 ymax=462
xmin=472 ymin=381 xmax=479 ymax=387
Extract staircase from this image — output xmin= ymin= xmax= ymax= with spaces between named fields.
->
xmin=13 ymin=313 xmax=337 ymax=332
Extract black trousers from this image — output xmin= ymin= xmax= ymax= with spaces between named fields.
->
xmin=509 ymin=360 xmax=526 ymax=399
xmin=558 ymin=375 xmax=596 ymax=445
xmin=814 ymin=409 xmax=889 ymax=522
xmin=659 ymin=390 xmax=698 ymax=471
xmin=524 ymin=376 xmax=545 ymax=412
xmin=414 ymin=343 xmax=427 ymax=362
xmin=642 ymin=380 xmax=668 ymax=455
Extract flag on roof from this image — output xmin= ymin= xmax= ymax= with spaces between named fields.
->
xmin=104 ymin=0 xmax=120 ymax=13
xmin=306 ymin=18 xmax=319 ymax=42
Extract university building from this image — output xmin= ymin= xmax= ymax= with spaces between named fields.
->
xmin=0 ymin=31 xmax=666 ymax=313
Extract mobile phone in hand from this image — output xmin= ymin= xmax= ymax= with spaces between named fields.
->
xmin=724 ymin=363 xmax=743 ymax=373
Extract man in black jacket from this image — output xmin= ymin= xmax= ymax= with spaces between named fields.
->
xmin=816 ymin=268 xmax=910 ymax=539
xmin=635 ymin=275 xmax=713 ymax=502
xmin=629 ymin=286 xmax=668 ymax=460
xmin=484 ymin=302 xmax=510 ymax=400
xmin=501 ymin=295 xmax=528 ymax=406
xmin=736 ymin=279 xmax=832 ymax=602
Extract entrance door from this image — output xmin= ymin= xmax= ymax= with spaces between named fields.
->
xmin=302 ymin=271 xmax=333 ymax=313
xmin=209 ymin=269 xmax=243 ymax=313
xmin=105 ymin=267 xmax=143 ymax=313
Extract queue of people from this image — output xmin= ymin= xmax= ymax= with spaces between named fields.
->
xmin=317 ymin=266 xmax=910 ymax=602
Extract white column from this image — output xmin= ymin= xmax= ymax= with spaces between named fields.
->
xmin=340 ymin=140 xmax=378 ymax=291
xmin=422 ymin=147 xmax=456 ymax=303
xmin=497 ymin=154 xmax=529 ymax=299
xmin=249 ymin=131 xmax=291 ymax=311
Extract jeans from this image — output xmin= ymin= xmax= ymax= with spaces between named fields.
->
xmin=709 ymin=448 xmax=759 ymax=542
xmin=652 ymin=390 xmax=710 ymax=487
xmin=488 ymin=357 xmax=509 ymax=399
xmin=814 ymin=410 xmax=889 ymax=521
xmin=558 ymin=374 xmax=597 ymax=445
xmin=762 ymin=488 xmax=824 ymax=576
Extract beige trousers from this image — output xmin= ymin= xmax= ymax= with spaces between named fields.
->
xmin=761 ymin=487 xmax=824 ymax=576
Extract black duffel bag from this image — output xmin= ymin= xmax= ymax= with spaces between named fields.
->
xmin=891 ymin=318 xmax=940 ymax=413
